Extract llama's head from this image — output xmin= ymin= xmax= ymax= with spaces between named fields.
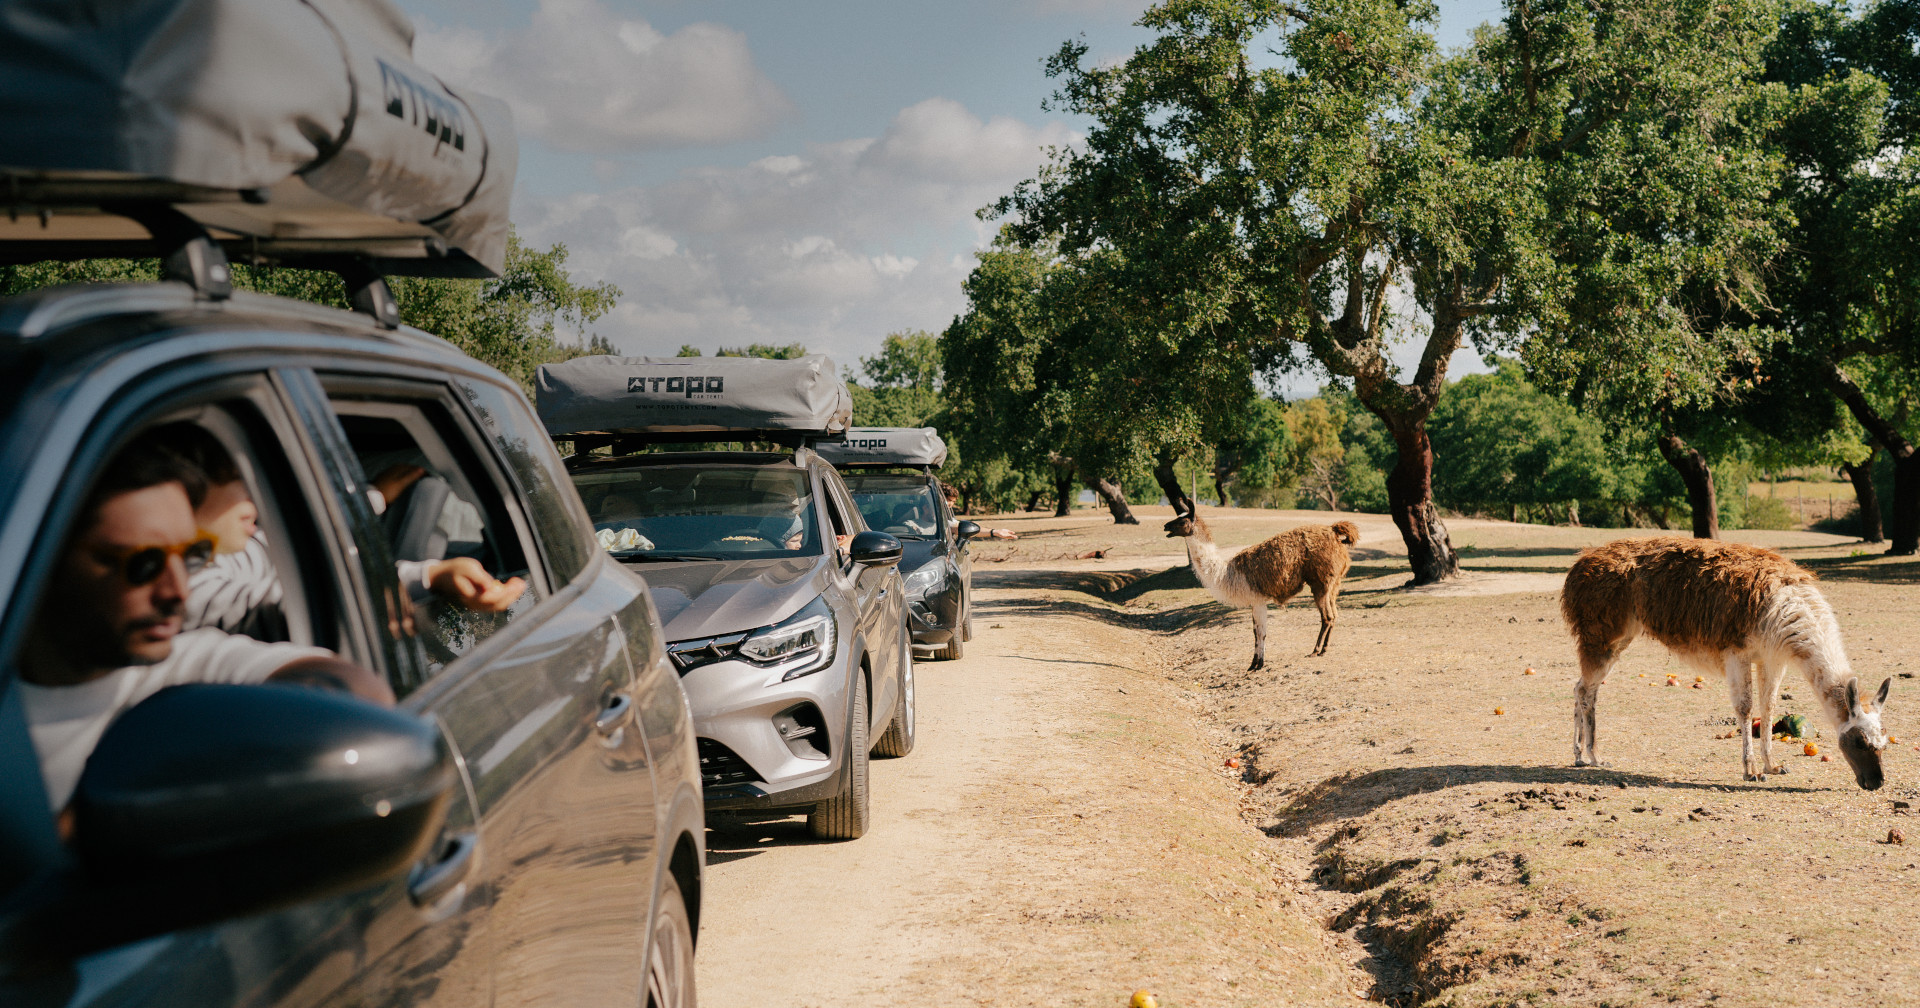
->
xmin=1838 ymin=676 xmax=1893 ymax=790
xmin=1163 ymin=502 xmax=1197 ymax=538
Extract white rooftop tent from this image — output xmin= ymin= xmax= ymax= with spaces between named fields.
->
xmin=813 ymin=428 xmax=948 ymax=468
xmin=536 ymin=354 xmax=854 ymax=445
xmin=0 ymin=0 xmax=516 ymax=281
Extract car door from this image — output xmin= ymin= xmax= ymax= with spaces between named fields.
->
xmin=296 ymin=367 xmax=658 ymax=1007
xmin=0 ymin=362 xmax=490 ymax=1008
xmin=939 ymin=477 xmax=973 ymax=627
xmin=817 ymin=467 xmax=901 ymax=732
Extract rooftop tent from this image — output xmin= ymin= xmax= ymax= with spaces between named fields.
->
xmin=536 ymin=354 xmax=854 ymax=441
xmin=0 ymin=0 xmax=516 ymax=278
xmin=813 ymin=428 xmax=948 ymax=468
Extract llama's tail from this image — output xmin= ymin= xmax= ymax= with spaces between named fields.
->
xmin=1330 ymin=520 xmax=1360 ymax=546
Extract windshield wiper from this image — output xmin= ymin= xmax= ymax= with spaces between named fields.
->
xmin=621 ymin=553 xmax=723 ymax=562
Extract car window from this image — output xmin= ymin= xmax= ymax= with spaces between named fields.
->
xmin=324 ymin=393 xmax=541 ymax=677
xmin=574 ymin=464 xmax=823 ymax=561
xmin=844 ymin=474 xmax=942 ymax=539
xmin=6 ymin=394 xmax=352 ymax=817
xmin=820 ymin=471 xmax=859 ymax=565
xmin=452 ymin=378 xmax=594 ymax=586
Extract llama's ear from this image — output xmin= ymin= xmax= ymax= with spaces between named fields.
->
xmin=1846 ymin=677 xmax=1862 ymax=712
xmin=1877 ymin=677 xmax=1892 ymax=707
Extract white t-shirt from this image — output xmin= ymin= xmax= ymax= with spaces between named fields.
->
xmin=19 ymin=628 xmax=329 ymax=811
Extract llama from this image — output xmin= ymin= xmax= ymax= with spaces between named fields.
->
xmin=1561 ymin=536 xmax=1891 ymax=789
xmin=1162 ymin=502 xmax=1359 ymax=669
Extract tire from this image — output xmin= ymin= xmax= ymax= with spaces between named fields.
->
xmin=961 ymin=593 xmax=973 ymax=642
xmin=644 ymin=873 xmax=697 ymax=1008
xmin=808 ymin=672 xmax=870 ymax=840
xmin=938 ymin=628 xmax=964 ymax=661
xmin=874 ymin=627 xmax=916 ymax=758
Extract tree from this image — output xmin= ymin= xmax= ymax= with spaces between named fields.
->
xmin=0 ymin=233 xmax=620 ymax=392
xmin=849 ymin=331 xmax=945 ymax=428
xmin=1428 ymin=360 xmax=1615 ymax=522
xmin=1000 ymin=0 xmax=1778 ymax=580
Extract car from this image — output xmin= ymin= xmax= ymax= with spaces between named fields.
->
xmin=538 ymin=354 xmax=914 ymax=840
xmin=818 ymin=428 xmax=978 ymax=660
xmin=0 ymin=7 xmax=702 ymax=1005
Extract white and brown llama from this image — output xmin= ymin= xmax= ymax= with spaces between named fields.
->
xmin=1561 ymin=536 xmax=1891 ymax=789
xmin=1162 ymin=501 xmax=1359 ymax=669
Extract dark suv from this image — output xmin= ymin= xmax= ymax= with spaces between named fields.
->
xmin=0 ymin=280 xmax=704 ymax=1007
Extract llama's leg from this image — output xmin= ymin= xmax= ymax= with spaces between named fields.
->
xmin=1725 ymin=655 xmax=1760 ymax=781
xmin=1309 ymin=581 xmax=1339 ymax=656
xmin=1248 ymin=602 xmax=1268 ymax=671
xmin=1758 ymin=659 xmax=1789 ymax=774
xmin=1574 ymin=639 xmax=1624 ymax=767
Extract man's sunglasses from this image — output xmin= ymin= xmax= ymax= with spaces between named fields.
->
xmin=97 ymin=537 xmax=216 ymax=585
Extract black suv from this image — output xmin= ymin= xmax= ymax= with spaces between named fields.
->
xmin=0 ymin=278 xmax=704 ymax=1007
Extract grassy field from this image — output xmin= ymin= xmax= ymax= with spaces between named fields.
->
xmin=967 ymin=505 xmax=1920 ymax=1006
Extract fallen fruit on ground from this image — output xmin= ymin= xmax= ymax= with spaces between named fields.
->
xmin=1805 ymin=741 xmax=1820 ymax=756
xmin=1890 ymin=829 xmax=1906 ymax=845
xmin=1494 ymin=707 xmax=1505 ymax=715
xmin=1129 ymin=990 xmax=1159 ymax=1008
xmin=1524 ymin=667 xmax=1535 ymax=675
xmin=1822 ymin=754 xmax=1832 ymax=761
xmin=1223 ymin=757 xmax=1240 ymax=769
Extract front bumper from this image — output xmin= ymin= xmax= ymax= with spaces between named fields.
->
xmin=679 ymin=654 xmax=851 ymax=811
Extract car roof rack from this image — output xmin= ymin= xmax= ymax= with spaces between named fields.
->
xmin=0 ymin=0 xmax=518 ymax=329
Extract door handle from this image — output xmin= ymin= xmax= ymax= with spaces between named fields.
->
xmin=595 ymin=692 xmax=634 ymax=735
xmin=409 ymin=831 xmax=478 ymax=907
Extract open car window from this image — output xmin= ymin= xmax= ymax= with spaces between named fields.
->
xmin=574 ymin=465 xmax=822 ymax=561
xmin=324 ymin=393 xmax=541 ymax=684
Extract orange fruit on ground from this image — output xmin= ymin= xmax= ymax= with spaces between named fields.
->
xmin=1494 ymin=707 xmax=1505 ymax=715
xmin=1804 ymin=741 xmax=1820 ymax=757
xmin=1130 ymin=991 xmax=1159 ymax=1008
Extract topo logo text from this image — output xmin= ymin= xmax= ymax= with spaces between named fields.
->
xmin=628 ymin=375 xmax=725 ymax=397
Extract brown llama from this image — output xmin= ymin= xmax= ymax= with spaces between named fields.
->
xmin=1162 ymin=501 xmax=1359 ymax=669
xmin=1561 ymin=536 xmax=1891 ymax=789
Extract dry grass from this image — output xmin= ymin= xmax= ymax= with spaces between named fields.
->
xmin=972 ymin=506 xmax=1920 ymax=1006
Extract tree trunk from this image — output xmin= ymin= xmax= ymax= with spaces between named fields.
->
xmin=1052 ymin=463 xmax=1075 ymax=518
xmin=1841 ymin=451 xmax=1884 ymax=543
xmin=1152 ymin=447 xmax=1196 ymax=516
xmin=1566 ymin=499 xmax=1581 ymax=527
xmin=1212 ymin=455 xmax=1235 ymax=507
xmin=1826 ymin=366 xmax=1918 ymax=554
xmin=1655 ymin=432 xmax=1718 ymax=539
xmin=1083 ymin=470 xmax=1138 ymax=524
xmin=1508 ymin=502 xmax=1518 ymax=523
xmin=1651 ymin=505 xmax=1672 ymax=530
xmin=1024 ymin=490 xmax=1043 ymax=513
xmin=1383 ymin=421 xmax=1458 ymax=585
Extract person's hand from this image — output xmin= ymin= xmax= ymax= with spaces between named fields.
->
xmin=428 ymin=557 xmax=527 ymax=613
xmin=371 ymin=464 xmax=427 ymax=503
xmin=989 ymin=528 xmax=1019 ymax=540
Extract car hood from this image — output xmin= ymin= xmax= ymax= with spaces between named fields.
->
xmin=897 ymin=537 xmax=944 ymax=573
xmin=632 ymin=555 xmax=832 ymax=642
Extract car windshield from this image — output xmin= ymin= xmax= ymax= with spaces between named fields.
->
xmin=844 ymin=474 xmax=942 ymax=540
xmin=572 ymin=465 xmax=821 ymax=560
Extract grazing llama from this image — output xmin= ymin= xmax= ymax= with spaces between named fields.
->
xmin=1561 ymin=536 xmax=1891 ymax=789
xmin=1162 ymin=502 xmax=1359 ymax=669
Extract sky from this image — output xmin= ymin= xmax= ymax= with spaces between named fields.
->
xmin=398 ymin=0 xmax=1507 ymax=390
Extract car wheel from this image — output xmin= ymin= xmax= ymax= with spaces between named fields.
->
xmin=874 ymin=627 xmax=916 ymax=758
xmin=938 ymin=626 xmax=965 ymax=661
xmin=961 ymin=594 xmax=973 ymax=642
xmin=644 ymin=873 xmax=696 ymax=1008
xmin=808 ymin=672 xmax=870 ymax=840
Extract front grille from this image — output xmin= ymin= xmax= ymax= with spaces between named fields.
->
xmin=697 ymin=738 xmax=760 ymax=790
xmin=668 ymin=632 xmax=748 ymax=675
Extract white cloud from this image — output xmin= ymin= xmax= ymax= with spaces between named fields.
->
xmin=518 ymin=100 xmax=1078 ymax=365
xmin=414 ymin=0 xmax=792 ymax=153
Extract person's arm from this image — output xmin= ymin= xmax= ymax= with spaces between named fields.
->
xmin=184 ymin=534 xmax=284 ymax=633
xmin=267 ymin=655 xmax=397 ymax=706
xmin=425 ymin=557 xmax=527 ymax=612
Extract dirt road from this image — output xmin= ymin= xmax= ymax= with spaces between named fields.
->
xmin=695 ymin=578 xmax=1358 ymax=1008
xmin=696 ymin=506 xmax=1920 ymax=1007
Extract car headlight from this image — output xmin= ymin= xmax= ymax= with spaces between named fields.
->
xmin=738 ymin=596 xmax=837 ymax=681
xmin=902 ymin=563 xmax=949 ymax=598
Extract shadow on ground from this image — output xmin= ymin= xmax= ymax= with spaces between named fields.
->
xmin=1267 ymin=763 xmax=1828 ymax=837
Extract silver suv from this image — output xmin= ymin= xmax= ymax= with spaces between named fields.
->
xmin=542 ymin=356 xmax=914 ymax=840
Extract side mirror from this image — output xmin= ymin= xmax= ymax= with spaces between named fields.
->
xmin=849 ymin=530 xmax=903 ymax=567
xmin=955 ymin=521 xmax=982 ymax=541
xmin=39 ymin=683 xmax=453 ymax=957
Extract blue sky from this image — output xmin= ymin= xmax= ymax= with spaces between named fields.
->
xmin=400 ymin=0 xmax=1507 ymax=386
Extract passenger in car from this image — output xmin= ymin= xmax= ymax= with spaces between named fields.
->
xmin=16 ymin=431 xmax=395 ymax=816
xmin=153 ymin=423 xmax=526 ymax=636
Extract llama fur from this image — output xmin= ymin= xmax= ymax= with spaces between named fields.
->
xmin=1163 ymin=504 xmax=1358 ymax=669
xmin=1561 ymin=536 xmax=1891 ymax=788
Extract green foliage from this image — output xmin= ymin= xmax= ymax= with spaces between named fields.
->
xmin=0 ymin=234 xmax=619 ymax=392
xmin=849 ymin=331 xmax=945 ymax=429
xmin=713 ymin=342 xmax=808 ymax=360
xmin=1429 ymin=360 xmax=1615 ymax=511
